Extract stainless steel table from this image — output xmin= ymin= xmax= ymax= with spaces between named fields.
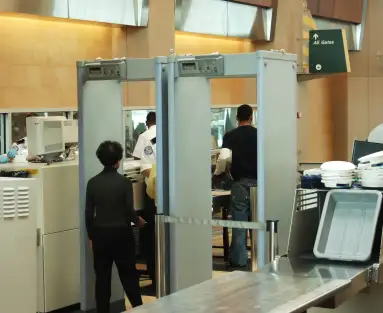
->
xmin=129 ymin=268 xmax=349 ymax=313
xmin=127 ymin=255 xmax=382 ymax=313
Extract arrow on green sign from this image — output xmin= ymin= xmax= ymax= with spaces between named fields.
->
xmin=309 ymin=29 xmax=351 ymax=74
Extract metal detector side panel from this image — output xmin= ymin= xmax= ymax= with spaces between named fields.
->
xmin=78 ymin=79 xmax=125 ymax=310
xmin=256 ymin=53 xmax=297 ymax=265
xmin=168 ymin=76 xmax=213 ymax=292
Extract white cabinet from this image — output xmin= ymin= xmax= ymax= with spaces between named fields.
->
xmin=43 ymin=230 xmax=80 ymax=312
xmin=0 ymin=178 xmax=37 ymax=313
xmin=0 ymin=162 xmax=80 ymax=313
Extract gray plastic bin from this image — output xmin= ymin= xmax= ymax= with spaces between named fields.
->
xmin=314 ymin=190 xmax=382 ymax=262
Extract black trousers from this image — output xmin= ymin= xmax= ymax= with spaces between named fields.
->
xmin=139 ymin=188 xmax=156 ymax=284
xmin=93 ymin=226 xmax=143 ymax=313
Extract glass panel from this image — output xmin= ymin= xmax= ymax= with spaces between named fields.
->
xmin=11 ymin=113 xmax=44 ymax=143
xmin=125 ymin=106 xmax=257 ymax=155
xmin=10 ymin=112 xmax=66 ymax=144
xmin=47 ymin=112 xmax=65 ymax=117
xmin=125 ymin=110 xmax=152 ymax=158
xmin=211 ymin=107 xmax=257 ymax=148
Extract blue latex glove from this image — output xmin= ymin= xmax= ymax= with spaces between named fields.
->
xmin=7 ymin=148 xmax=17 ymax=159
xmin=0 ymin=155 xmax=9 ymax=164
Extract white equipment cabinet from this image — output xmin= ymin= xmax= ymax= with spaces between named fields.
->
xmin=0 ymin=161 xmax=80 ymax=313
xmin=0 ymin=177 xmax=37 ymax=313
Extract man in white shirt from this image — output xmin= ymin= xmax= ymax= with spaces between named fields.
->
xmin=137 ymin=112 xmax=157 ymax=291
xmin=133 ymin=112 xmax=156 ymax=160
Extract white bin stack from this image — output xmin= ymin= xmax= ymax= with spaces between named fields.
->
xmin=320 ymin=161 xmax=356 ymax=188
xmin=358 ymin=151 xmax=383 ymax=188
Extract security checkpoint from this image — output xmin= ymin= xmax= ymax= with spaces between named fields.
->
xmin=77 ymin=51 xmax=299 ymax=312
xmin=154 ymin=51 xmax=297 ymax=296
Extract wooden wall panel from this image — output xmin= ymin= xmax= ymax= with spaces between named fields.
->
xmin=368 ymin=0 xmax=383 ymax=78
xmin=232 ymin=0 xmax=272 ymax=7
xmin=328 ymin=75 xmax=348 ymax=160
xmin=257 ymin=0 xmax=301 ymax=53
xmin=308 ymin=0 xmax=363 ymax=23
xmin=339 ymin=1 xmax=383 ymax=161
xmin=318 ymin=0 xmax=335 ymax=19
xmin=348 ymin=9 xmax=369 ymax=77
xmin=369 ymin=78 xmax=383 ymax=130
xmin=175 ymin=32 xmax=256 ymax=105
xmin=333 ymin=0 xmax=364 ymax=24
xmin=347 ymin=78 xmax=369 ymax=157
xmin=0 ymin=14 xmax=113 ymax=109
xmin=307 ymin=0 xmax=320 ymax=15
xmin=259 ymin=0 xmax=337 ymax=162
xmin=125 ymin=0 xmax=175 ymax=107
xmin=302 ymin=78 xmax=334 ymax=162
xmin=111 ymin=27 xmax=127 ymax=58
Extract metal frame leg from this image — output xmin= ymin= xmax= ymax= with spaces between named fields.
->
xmin=266 ymin=220 xmax=279 ymax=262
xmin=222 ymin=207 xmax=230 ymax=263
xmin=155 ymin=214 xmax=166 ymax=298
xmin=250 ymin=187 xmax=258 ymax=272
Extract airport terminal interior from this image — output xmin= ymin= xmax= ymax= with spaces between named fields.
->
xmin=2 ymin=0 xmax=383 ymax=313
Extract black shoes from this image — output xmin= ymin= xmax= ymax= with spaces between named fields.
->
xmin=228 ymin=262 xmax=248 ymax=271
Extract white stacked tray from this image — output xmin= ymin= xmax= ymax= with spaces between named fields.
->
xmin=358 ymin=151 xmax=383 ymax=166
xmin=360 ymin=168 xmax=383 ymax=188
xmin=320 ymin=161 xmax=355 ymax=188
xmin=358 ymin=151 xmax=383 ymax=188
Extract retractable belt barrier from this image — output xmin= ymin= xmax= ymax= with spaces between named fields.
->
xmin=155 ymin=213 xmax=279 ymax=299
xmin=160 ymin=215 xmax=266 ymax=231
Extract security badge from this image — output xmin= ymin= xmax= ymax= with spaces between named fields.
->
xmin=144 ymin=146 xmax=153 ymax=156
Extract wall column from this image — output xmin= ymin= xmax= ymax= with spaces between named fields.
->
xmin=124 ymin=0 xmax=175 ymax=107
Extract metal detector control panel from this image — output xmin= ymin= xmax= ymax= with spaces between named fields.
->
xmin=177 ymin=55 xmax=224 ymax=77
xmin=83 ymin=60 xmax=126 ymax=81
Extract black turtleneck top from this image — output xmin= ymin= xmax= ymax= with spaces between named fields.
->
xmin=85 ymin=167 xmax=139 ymax=240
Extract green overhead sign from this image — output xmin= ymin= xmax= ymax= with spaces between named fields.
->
xmin=309 ymin=29 xmax=351 ymax=74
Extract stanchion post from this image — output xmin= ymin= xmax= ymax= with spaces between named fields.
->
xmin=250 ymin=186 xmax=257 ymax=272
xmin=155 ymin=214 xmax=166 ymax=298
xmin=266 ymin=220 xmax=279 ymax=262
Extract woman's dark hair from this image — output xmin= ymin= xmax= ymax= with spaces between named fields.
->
xmin=96 ymin=141 xmax=123 ymax=167
xmin=236 ymin=104 xmax=253 ymax=122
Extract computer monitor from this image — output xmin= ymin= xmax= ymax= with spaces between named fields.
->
xmin=351 ymin=140 xmax=383 ymax=165
xmin=26 ymin=117 xmax=65 ymax=157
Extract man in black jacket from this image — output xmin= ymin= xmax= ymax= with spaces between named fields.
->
xmin=86 ymin=141 xmax=145 ymax=312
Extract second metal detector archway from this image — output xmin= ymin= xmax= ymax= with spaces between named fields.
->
xmin=155 ymin=51 xmax=297 ymax=293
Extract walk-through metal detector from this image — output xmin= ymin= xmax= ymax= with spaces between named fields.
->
xmin=77 ymin=50 xmax=297 ymax=310
xmin=158 ymin=50 xmax=297 ymax=293
xmin=77 ymin=57 xmax=162 ymax=311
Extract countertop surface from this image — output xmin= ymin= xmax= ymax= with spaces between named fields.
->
xmin=128 ymin=269 xmax=349 ymax=313
xmin=127 ymin=257 xmax=378 ymax=313
xmin=0 ymin=160 xmax=78 ymax=170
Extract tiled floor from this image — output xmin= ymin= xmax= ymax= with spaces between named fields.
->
xmin=65 ymin=271 xmax=228 ymax=313
xmin=64 ymin=226 xmax=236 ymax=312
xmin=124 ymin=271 xmax=228 ymax=311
